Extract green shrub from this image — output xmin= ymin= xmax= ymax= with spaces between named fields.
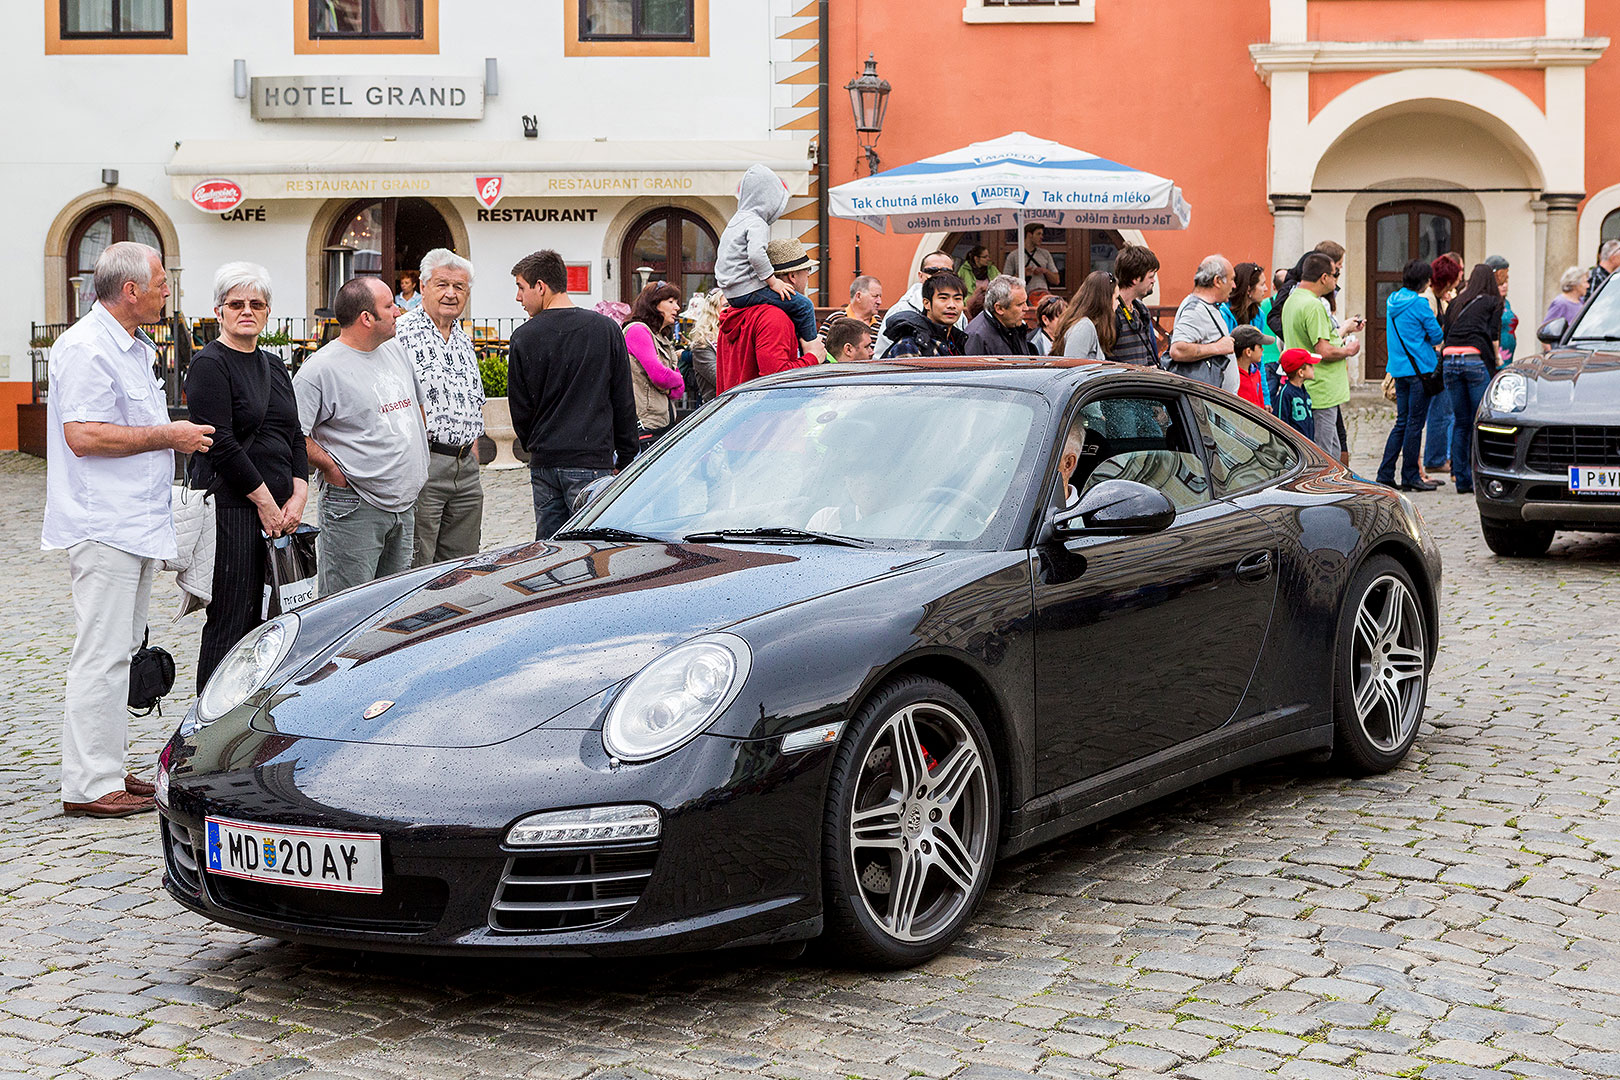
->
xmin=480 ymin=351 xmax=508 ymax=398
xmin=258 ymin=328 xmax=294 ymax=347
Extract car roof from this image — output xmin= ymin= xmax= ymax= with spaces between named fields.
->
xmin=735 ymin=357 xmax=1193 ymax=400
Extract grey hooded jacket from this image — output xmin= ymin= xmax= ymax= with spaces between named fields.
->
xmin=715 ymin=164 xmax=792 ymax=300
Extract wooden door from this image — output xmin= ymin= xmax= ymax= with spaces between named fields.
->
xmin=1365 ymin=201 xmax=1462 ymax=379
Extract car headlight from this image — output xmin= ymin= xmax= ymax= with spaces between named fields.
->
xmin=197 ymin=614 xmax=299 ymax=722
xmin=603 ymin=633 xmax=751 ymax=761
xmin=1488 ymin=371 xmax=1527 ymax=413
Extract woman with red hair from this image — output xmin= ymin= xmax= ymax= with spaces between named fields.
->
xmin=1422 ymin=253 xmax=1466 ymax=476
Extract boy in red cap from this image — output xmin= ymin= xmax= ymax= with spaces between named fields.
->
xmin=1277 ymin=348 xmax=1317 ymax=443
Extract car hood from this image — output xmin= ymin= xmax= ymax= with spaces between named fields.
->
xmin=1512 ymin=347 xmax=1620 ymax=419
xmin=253 ymin=539 xmax=936 ymax=748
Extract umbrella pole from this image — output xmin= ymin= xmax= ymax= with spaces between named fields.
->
xmin=1015 ymin=209 xmax=1027 ymax=287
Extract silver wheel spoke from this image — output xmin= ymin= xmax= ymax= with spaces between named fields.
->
xmin=930 ymin=742 xmax=982 ymax=815
xmin=930 ymin=821 xmax=978 ymax=892
xmin=1354 ymin=666 xmax=1382 ymax=719
xmin=850 ymin=799 xmax=905 ymax=852
xmin=887 ymin=850 xmax=927 ymax=937
xmin=1355 ymin=604 xmax=1383 ymax=653
xmin=890 ymin=707 xmax=930 ymax=797
xmin=1387 ymin=646 xmax=1426 ymax=682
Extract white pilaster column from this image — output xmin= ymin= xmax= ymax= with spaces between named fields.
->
xmin=1270 ymin=194 xmax=1311 ymax=278
xmin=1543 ymin=193 xmax=1584 ymax=312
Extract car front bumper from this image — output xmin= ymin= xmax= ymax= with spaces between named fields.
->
xmin=1473 ymin=418 xmax=1620 ymax=532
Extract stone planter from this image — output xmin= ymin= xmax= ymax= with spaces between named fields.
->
xmin=481 ymin=396 xmax=525 ymax=470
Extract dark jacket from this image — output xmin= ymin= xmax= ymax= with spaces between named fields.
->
xmin=507 ymin=306 xmax=639 ymax=470
xmin=1443 ymin=290 xmax=1505 ymax=370
xmin=184 ymin=340 xmax=307 ymax=508
xmin=962 ymin=309 xmax=1036 ymax=357
xmin=879 ymin=309 xmax=966 ymax=359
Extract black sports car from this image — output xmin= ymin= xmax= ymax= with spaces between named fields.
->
xmin=158 ymin=359 xmax=1441 ymax=966
xmin=1474 ymin=277 xmax=1620 ymax=555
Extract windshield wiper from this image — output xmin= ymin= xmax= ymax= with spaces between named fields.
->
xmin=683 ymin=526 xmax=874 ymax=548
xmin=552 ymin=526 xmax=667 ymax=543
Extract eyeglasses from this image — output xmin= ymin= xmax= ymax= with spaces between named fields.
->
xmin=222 ymin=299 xmax=267 ymax=313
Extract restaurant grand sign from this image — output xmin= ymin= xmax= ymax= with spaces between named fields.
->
xmin=251 ymin=75 xmax=484 ymax=120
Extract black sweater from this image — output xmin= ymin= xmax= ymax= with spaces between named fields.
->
xmin=507 ymin=306 xmax=639 ymax=470
xmin=1443 ymin=291 xmax=1504 ymax=370
xmin=184 ymin=340 xmax=308 ymax=507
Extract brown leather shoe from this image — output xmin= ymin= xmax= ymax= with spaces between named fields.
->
xmin=124 ymin=773 xmax=156 ymax=797
xmin=63 ymin=791 xmax=156 ymax=818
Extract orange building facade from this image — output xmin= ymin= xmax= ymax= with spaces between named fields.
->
xmin=827 ymin=0 xmax=1617 ymax=381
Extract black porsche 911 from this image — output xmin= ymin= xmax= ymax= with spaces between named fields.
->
xmin=157 ymin=358 xmax=1441 ymax=967
xmin=1473 ymin=275 xmax=1620 ymax=555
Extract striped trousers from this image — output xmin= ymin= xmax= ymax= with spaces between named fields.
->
xmin=197 ymin=505 xmax=267 ymax=693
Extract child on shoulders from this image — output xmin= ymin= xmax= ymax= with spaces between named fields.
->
xmin=715 ymin=164 xmax=825 ymax=359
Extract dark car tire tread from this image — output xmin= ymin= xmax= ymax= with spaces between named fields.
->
xmin=1330 ymin=555 xmax=1429 ymax=776
xmin=821 ymin=675 xmax=1000 ymax=969
xmin=1479 ymin=518 xmax=1555 ymax=558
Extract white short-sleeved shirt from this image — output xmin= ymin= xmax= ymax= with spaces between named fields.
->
xmin=41 ymin=303 xmax=177 ymax=560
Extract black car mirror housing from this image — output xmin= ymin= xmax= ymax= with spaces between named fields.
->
xmin=1054 ymin=479 xmax=1177 ymax=537
xmin=1537 ymin=317 xmax=1568 ymax=345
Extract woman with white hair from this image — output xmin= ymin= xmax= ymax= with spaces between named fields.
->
xmin=184 ymin=262 xmax=309 ymax=691
xmin=1541 ymin=264 xmax=1589 ymax=336
xmin=682 ymin=288 xmax=726 ymax=404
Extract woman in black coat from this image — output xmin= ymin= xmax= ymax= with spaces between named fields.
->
xmin=1440 ymin=262 xmax=1506 ymax=495
xmin=184 ymin=263 xmax=309 ymax=690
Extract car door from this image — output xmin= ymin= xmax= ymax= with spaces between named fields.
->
xmin=1032 ymin=389 xmax=1280 ymax=792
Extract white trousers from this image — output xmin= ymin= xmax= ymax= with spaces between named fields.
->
xmin=63 ymin=540 xmax=157 ymax=803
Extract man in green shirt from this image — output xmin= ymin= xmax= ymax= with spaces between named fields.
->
xmin=1281 ymin=252 xmax=1363 ymax=462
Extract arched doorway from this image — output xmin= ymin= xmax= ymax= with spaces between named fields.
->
xmin=943 ymin=227 xmax=1124 ymax=301
xmin=619 ymin=208 xmax=718 ymax=302
xmin=65 ymin=204 xmax=164 ymax=319
xmin=1364 ymin=201 xmax=1463 ymax=379
xmin=324 ymin=197 xmax=454 ymax=308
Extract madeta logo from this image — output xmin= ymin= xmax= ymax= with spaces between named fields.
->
xmin=970 ymin=186 xmax=1030 ymax=206
xmin=971 ymin=152 xmax=1050 ymax=166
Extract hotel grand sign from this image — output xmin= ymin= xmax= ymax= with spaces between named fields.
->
xmin=251 ymin=75 xmax=484 ymax=120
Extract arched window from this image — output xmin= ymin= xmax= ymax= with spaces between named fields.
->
xmin=620 ymin=208 xmax=718 ymax=302
xmin=324 ymin=197 xmax=453 ymax=308
xmin=66 ymin=204 xmax=162 ymax=318
xmin=1602 ymin=207 xmax=1620 ymax=247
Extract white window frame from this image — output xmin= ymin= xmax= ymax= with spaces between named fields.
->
xmin=962 ymin=0 xmax=1095 ymax=24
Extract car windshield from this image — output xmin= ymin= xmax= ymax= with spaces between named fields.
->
xmin=576 ymin=383 xmax=1045 ymax=549
xmin=1569 ymin=277 xmax=1620 ymax=341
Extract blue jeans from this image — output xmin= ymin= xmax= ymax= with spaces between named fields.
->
xmin=531 ymin=465 xmax=612 ymax=540
xmin=729 ymin=287 xmax=819 ymax=342
xmin=1445 ymin=356 xmax=1491 ymax=492
xmin=1423 ymin=395 xmax=1454 ymax=468
xmin=1376 ymin=375 xmax=1432 ymax=486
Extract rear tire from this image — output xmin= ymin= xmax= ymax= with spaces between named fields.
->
xmin=1331 ymin=555 xmax=1429 ymax=775
xmin=1480 ymin=518 xmax=1554 ymax=557
xmin=822 ymin=676 xmax=999 ymax=968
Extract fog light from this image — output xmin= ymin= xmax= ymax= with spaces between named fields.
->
xmin=506 ymin=805 xmax=661 ymax=846
xmin=1486 ymin=480 xmax=1506 ymax=498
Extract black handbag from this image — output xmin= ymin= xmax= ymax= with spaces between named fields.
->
xmin=128 ymin=628 xmax=175 ymax=716
xmin=1390 ymin=321 xmax=1446 ymax=397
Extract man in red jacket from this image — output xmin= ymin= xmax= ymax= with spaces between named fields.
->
xmin=716 ymin=238 xmax=823 ymax=393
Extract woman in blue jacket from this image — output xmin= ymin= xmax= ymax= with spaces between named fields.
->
xmin=1377 ymin=259 xmax=1445 ymax=491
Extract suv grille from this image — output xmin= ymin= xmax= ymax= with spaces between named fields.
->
xmin=1526 ymin=426 xmax=1620 ymax=471
xmin=489 ymin=843 xmax=659 ymax=933
xmin=162 ymin=817 xmax=202 ymax=898
xmin=1476 ymin=428 xmax=1518 ymax=469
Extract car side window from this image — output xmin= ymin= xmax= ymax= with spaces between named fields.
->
xmin=1072 ymin=394 xmax=1212 ymax=510
xmin=1189 ymin=396 xmax=1300 ymax=495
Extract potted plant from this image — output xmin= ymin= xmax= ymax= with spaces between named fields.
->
xmin=479 ymin=351 xmax=523 ymax=469
xmin=257 ymin=327 xmax=295 ymax=366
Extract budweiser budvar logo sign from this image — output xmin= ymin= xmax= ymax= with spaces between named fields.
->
xmin=190 ymin=179 xmax=244 ymax=213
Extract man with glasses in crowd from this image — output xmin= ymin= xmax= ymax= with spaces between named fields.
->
xmin=1281 ymin=251 xmax=1362 ymax=461
xmin=874 ymin=249 xmax=961 ymax=359
xmin=1167 ymin=255 xmax=1238 ymax=389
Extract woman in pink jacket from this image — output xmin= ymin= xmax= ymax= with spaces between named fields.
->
xmin=623 ymin=283 xmax=687 ymax=446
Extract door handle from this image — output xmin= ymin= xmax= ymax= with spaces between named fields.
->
xmin=1235 ymin=549 xmax=1273 ymax=582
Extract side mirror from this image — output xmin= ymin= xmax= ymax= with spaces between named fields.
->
xmin=1054 ymin=479 xmax=1177 ymax=537
xmin=1537 ymin=317 xmax=1568 ymax=345
xmin=569 ymin=474 xmax=615 ymax=514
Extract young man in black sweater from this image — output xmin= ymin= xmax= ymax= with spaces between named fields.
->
xmin=507 ymin=250 xmax=640 ymax=540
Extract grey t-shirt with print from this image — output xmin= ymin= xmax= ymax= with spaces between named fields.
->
xmin=293 ymin=339 xmax=429 ymax=512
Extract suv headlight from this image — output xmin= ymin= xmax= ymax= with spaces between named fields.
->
xmin=197 ymin=614 xmax=299 ymax=722
xmin=1488 ymin=371 xmax=1527 ymax=413
xmin=603 ymin=633 xmax=751 ymax=761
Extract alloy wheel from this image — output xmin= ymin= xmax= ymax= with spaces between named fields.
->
xmin=846 ymin=701 xmax=991 ymax=943
xmin=1351 ymin=574 xmax=1427 ymax=753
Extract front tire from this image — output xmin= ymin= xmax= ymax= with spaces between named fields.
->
xmin=1331 ymin=556 xmax=1430 ymax=774
xmin=822 ymin=676 xmax=999 ymax=967
xmin=1480 ymin=518 xmax=1554 ymax=557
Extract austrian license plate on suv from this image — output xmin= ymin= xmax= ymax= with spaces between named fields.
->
xmin=204 ymin=816 xmax=383 ymax=894
xmin=1568 ymin=466 xmax=1620 ymax=494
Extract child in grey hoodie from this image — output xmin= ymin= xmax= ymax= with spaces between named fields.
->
xmin=716 ymin=164 xmax=822 ymax=353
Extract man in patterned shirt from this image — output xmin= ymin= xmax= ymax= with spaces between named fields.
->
xmin=395 ymin=249 xmax=485 ymax=566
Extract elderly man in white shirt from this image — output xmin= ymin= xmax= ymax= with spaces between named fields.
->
xmin=42 ymin=241 xmax=215 ymax=818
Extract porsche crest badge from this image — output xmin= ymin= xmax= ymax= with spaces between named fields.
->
xmin=363 ymin=700 xmax=395 ymax=720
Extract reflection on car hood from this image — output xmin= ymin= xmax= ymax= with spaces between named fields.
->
xmin=254 ymin=539 xmax=935 ymax=748
xmin=1513 ymin=348 xmax=1620 ymax=418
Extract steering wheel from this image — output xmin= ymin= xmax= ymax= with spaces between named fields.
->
xmin=909 ymin=485 xmax=996 ymax=525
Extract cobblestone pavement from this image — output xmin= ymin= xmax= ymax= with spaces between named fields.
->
xmin=2 ymin=409 xmax=1618 ymax=1080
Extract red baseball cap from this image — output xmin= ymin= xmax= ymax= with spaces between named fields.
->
xmin=1280 ymin=348 xmax=1317 ymax=375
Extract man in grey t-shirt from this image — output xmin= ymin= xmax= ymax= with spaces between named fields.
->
xmin=294 ymin=277 xmax=429 ymax=596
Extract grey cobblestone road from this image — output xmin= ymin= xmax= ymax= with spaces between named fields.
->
xmin=2 ymin=410 xmax=1618 ymax=1080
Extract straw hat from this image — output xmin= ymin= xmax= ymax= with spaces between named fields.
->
xmin=766 ymin=237 xmax=815 ymax=275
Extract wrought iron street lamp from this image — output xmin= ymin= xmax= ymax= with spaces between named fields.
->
xmin=845 ymin=54 xmax=891 ymax=175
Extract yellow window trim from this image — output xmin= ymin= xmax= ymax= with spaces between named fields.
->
xmin=45 ymin=0 xmax=188 ymax=54
xmin=295 ymin=0 xmax=439 ymax=55
xmin=564 ymin=0 xmax=709 ymax=58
